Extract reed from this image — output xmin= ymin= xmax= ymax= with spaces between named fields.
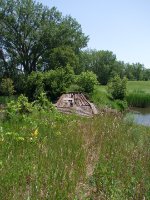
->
xmin=126 ymin=90 xmax=150 ymax=107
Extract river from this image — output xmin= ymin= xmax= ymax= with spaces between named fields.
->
xmin=130 ymin=107 xmax=150 ymax=126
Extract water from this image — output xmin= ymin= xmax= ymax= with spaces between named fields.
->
xmin=130 ymin=107 xmax=150 ymax=126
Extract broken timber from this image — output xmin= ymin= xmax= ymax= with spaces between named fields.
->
xmin=55 ymin=93 xmax=98 ymax=117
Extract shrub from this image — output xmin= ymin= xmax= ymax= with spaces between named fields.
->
xmin=0 ymin=78 xmax=15 ymax=96
xmin=107 ymin=75 xmax=127 ymax=100
xmin=26 ymin=72 xmax=44 ymax=101
xmin=33 ymin=92 xmax=56 ymax=111
xmin=76 ymin=71 xmax=98 ymax=93
xmin=115 ymin=100 xmax=128 ymax=111
xmin=66 ymin=84 xmax=81 ymax=93
xmin=6 ymin=95 xmax=33 ymax=118
xmin=44 ymin=65 xmax=75 ymax=100
xmin=26 ymin=65 xmax=75 ymax=101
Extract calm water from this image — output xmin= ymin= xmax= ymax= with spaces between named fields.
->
xmin=131 ymin=107 xmax=150 ymax=126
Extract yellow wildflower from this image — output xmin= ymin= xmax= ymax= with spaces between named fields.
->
xmin=32 ymin=128 xmax=39 ymax=138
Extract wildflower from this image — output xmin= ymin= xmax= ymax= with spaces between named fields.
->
xmin=32 ymin=128 xmax=39 ymax=138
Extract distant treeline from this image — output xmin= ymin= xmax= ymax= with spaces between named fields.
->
xmin=0 ymin=0 xmax=149 ymax=98
xmin=79 ymin=50 xmax=150 ymax=85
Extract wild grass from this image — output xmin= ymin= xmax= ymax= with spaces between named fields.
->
xmin=91 ymin=86 xmax=127 ymax=111
xmin=83 ymin=113 xmax=150 ymax=200
xmin=0 ymin=107 xmax=150 ymax=199
xmin=0 ymin=111 xmax=86 ymax=200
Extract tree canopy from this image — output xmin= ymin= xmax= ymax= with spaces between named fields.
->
xmin=0 ymin=0 xmax=88 ymax=76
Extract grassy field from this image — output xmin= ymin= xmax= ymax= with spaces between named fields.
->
xmin=91 ymin=81 xmax=150 ymax=108
xmin=127 ymin=81 xmax=150 ymax=93
xmin=93 ymin=81 xmax=150 ymax=94
xmin=0 ymin=98 xmax=150 ymax=199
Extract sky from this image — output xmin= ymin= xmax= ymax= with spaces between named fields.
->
xmin=38 ymin=0 xmax=150 ymax=68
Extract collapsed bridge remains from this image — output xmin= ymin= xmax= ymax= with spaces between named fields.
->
xmin=55 ymin=93 xmax=98 ymax=117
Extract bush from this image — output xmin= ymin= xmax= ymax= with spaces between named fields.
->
xmin=26 ymin=72 xmax=44 ymax=101
xmin=26 ymin=65 xmax=75 ymax=101
xmin=0 ymin=78 xmax=15 ymax=96
xmin=33 ymin=92 xmax=56 ymax=111
xmin=65 ymin=84 xmax=81 ymax=93
xmin=76 ymin=71 xmax=98 ymax=93
xmin=107 ymin=75 xmax=127 ymax=100
xmin=6 ymin=95 xmax=33 ymax=118
xmin=44 ymin=65 xmax=75 ymax=100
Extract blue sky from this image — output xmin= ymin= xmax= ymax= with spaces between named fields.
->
xmin=38 ymin=0 xmax=150 ymax=68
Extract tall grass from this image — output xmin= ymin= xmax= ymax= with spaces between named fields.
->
xmin=0 ymin=105 xmax=150 ymax=199
xmin=126 ymin=90 xmax=150 ymax=107
xmin=0 ymin=111 xmax=86 ymax=200
xmin=84 ymin=113 xmax=150 ymax=199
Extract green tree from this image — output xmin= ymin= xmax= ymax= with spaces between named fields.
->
xmin=107 ymin=75 xmax=127 ymax=100
xmin=46 ymin=46 xmax=79 ymax=72
xmin=0 ymin=0 xmax=88 ymax=75
xmin=79 ymin=50 xmax=117 ymax=85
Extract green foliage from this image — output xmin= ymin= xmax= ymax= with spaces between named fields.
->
xmin=91 ymin=85 xmax=127 ymax=111
xmin=66 ymin=84 xmax=81 ymax=93
xmin=26 ymin=72 xmax=44 ymax=101
xmin=33 ymin=92 xmax=56 ymax=111
xmin=26 ymin=65 xmax=75 ymax=100
xmin=79 ymin=50 xmax=117 ymax=85
xmin=115 ymin=100 xmax=128 ymax=111
xmin=6 ymin=95 xmax=33 ymax=118
xmin=0 ymin=78 xmax=15 ymax=96
xmin=107 ymin=75 xmax=127 ymax=100
xmin=6 ymin=92 xmax=57 ymax=119
xmin=76 ymin=71 xmax=98 ymax=93
xmin=0 ymin=0 xmax=88 ymax=74
xmin=44 ymin=65 xmax=75 ymax=100
xmin=47 ymin=46 xmax=79 ymax=72
xmin=13 ymin=74 xmax=27 ymax=94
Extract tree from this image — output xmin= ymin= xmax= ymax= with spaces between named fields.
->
xmin=107 ymin=75 xmax=127 ymax=100
xmin=79 ymin=50 xmax=117 ymax=85
xmin=45 ymin=46 xmax=79 ymax=72
xmin=0 ymin=0 xmax=88 ymax=75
